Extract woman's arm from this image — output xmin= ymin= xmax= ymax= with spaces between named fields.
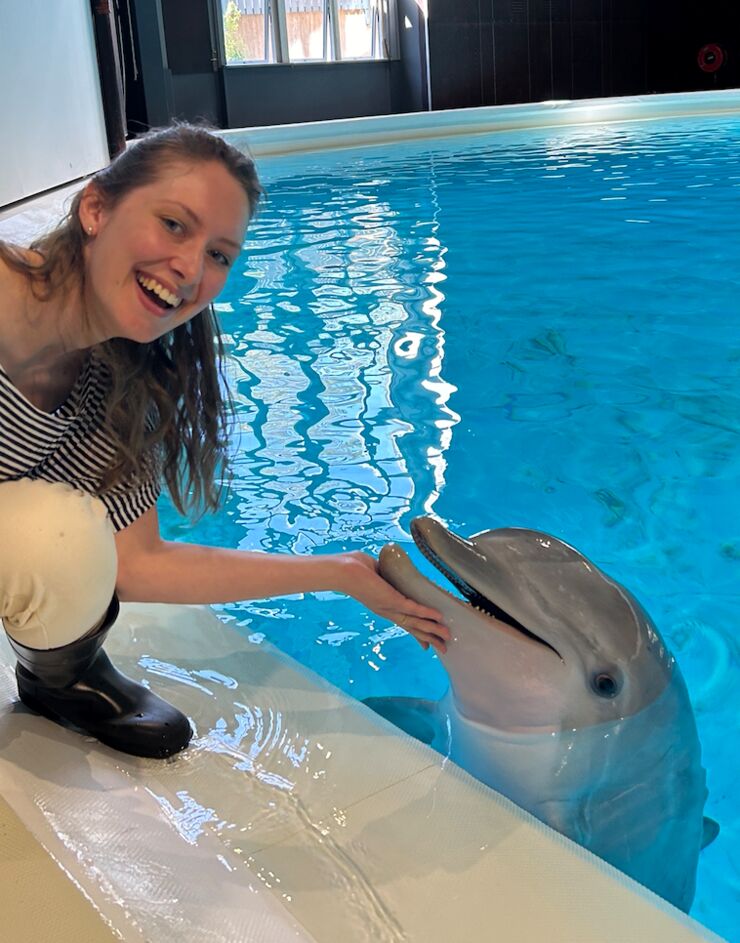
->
xmin=114 ymin=506 xmax=449 ymax=652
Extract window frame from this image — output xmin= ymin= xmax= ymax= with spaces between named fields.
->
xmin=216 ymin=0 xmax=399 ymax=67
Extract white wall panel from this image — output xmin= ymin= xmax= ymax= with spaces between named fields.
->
xmin=0 ymin=0 xmax=109 ymax=206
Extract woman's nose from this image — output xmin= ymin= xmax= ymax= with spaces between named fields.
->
xmin=171 ymin=245 xmax=204 ymax=285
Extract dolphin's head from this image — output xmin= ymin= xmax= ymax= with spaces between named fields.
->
xmin=380 ymin=517 xmax=676 ymax=732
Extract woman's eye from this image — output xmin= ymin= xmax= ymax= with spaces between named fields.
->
xmin=162 ymin=217 xmax=184 ymax=234
xmin=209 ymin=249 xmax=231 ymax=267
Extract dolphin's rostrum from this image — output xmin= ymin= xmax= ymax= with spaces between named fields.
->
xmin=366 ymin=516 xmax=711 ymax=912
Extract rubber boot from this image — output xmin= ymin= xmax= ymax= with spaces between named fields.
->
xmin=7 ymin=595 xmax=192 ymax=758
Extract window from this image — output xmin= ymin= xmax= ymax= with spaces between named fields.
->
xmin=220 ymin=0 xmax=398 ymax=65
xmin=223 ymin=1 xmax=274 ymax=63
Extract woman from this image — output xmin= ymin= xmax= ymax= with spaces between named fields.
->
xmin=0 ymin=124 xmax=449 ymax=759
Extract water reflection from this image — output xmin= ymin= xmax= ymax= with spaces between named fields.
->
xmin=217 ymin=156 xmax=460 ymax=554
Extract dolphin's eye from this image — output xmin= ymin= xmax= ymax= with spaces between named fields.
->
xmin=592 ymin=673 xmax=620 ymax=698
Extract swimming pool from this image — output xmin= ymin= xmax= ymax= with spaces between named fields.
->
xmin=159 ymin=106 xmax=739 ymax=942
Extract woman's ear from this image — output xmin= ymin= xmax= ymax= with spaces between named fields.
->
xmin=78 ymin=182 xmax=107 ymax=238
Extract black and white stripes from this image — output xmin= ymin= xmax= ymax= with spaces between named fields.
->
xmin=0 ymin=352 xmax=161 ymax=532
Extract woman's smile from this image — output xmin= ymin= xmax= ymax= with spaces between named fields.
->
xmin=135 ymin=272 xmax=183 ymax=312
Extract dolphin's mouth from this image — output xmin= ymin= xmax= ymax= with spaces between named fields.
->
xmin=410 ymin=519 xmax=562 ymax=659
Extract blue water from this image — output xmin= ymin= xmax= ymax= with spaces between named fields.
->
xmin=159 ymin=114 xmax=740 ymax=941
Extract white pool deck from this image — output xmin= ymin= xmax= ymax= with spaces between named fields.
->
xmin=2 ymin=90 xmax=737 ymax=942
xmin=0 ymin=603 xmax=728 ymax=943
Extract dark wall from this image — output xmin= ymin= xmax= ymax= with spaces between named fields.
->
xmin=125 ymin=1 xmax=740 ymax=133
xmin=647 ymin=2 xmax=740 ymax=93
xmin=127 ymin=0 xmax=424 ymax=131
xmin=223 ymin=61 xmax=402 ymax=128
xmin=128 ymin=0 xmax=174 ymax=130
xmin=397 ymin=0 xmax=430 ymax=113
xmin=162 ymin=0 xmax=224 ymax=125
xmin=427 ymin=0 xmax=740 ymax=111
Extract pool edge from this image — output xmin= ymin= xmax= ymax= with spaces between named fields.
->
xmin=222 ymin=89 xmax=740 ymax=157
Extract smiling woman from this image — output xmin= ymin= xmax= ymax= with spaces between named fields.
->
xmin=0 ymin=123 xmax=449 ymax=761
xmin=0 ymin=126 xmax=262 ymax=519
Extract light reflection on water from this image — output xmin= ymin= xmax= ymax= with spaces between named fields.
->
xmin=158 ymin=114 xmax=740 ymax=941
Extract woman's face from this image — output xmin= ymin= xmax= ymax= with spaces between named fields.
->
xmin=80 ymin=159 xmax=250 ymax=343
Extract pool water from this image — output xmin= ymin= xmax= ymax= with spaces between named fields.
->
xmin=159 ymin=113 xmax=740 ymax=941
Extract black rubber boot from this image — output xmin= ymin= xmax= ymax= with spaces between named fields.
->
xmin=8 ymin=596 xmax=192 ymax=758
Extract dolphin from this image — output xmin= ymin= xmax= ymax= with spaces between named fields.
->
xmin=365 ymin=517 xmax=712 ymax=912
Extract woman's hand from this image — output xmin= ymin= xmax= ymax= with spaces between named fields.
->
xmin=115 ymin=515 xmax=448 ymax=652
xmin=334 ymin=551 xmax=450 ymax=654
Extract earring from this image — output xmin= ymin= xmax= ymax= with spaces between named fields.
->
xmin=87 ymin=226 xmax=93 ymax=234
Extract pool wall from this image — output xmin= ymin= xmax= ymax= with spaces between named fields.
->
xmin=223 ymin=88 xmax=740 ymax=156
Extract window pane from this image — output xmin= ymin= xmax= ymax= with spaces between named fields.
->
xmin=222 ymin=0 xmax=274 ymax=64
xmin=285 ymin=0 xmax=325 ymax=61
xmin=339 ymin=0 xmax=374 ymax=60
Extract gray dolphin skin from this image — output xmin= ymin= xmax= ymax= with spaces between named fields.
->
xmin=367 ymin=517 xmax=709 ymax=912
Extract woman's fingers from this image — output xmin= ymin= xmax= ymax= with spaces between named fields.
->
xmin=412 ymin=602 xmax=447 ymax=625
xmin=399 ymin=618 xmax=448 ymax=654
xmin=396 ymin=596 xmax=445 ymax=626
xmin=396 ymin=611 xmax=450 ymax=648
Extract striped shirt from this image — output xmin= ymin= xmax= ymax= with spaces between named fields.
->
xmin=0 ymin=351 xmax=161 ymax=531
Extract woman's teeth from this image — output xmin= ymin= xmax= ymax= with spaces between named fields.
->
xmin=136 ymin=273 xmax=182 ymax=309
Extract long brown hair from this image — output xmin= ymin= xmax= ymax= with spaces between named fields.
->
xmin=0 ymin=124 xmax=262 ymax=520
